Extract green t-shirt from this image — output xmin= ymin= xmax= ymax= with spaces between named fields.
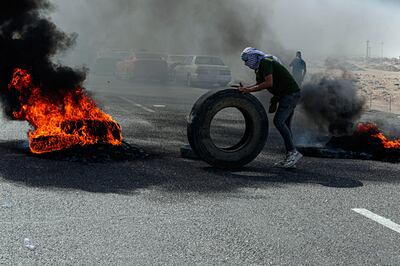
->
xmin=256 ymin=58 xmax=300 ymax=96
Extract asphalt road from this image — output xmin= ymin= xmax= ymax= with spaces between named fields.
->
xmin=1 ymin=75 xmax=400 ymax=265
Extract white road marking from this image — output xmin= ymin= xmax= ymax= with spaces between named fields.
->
xmin=135 ymin=103 xmax=156 ymax=113
xmin=352 ymin=208 xmax=400 ymax=234
xmin=118 ymin=96 xmax=155 ymax=113
xmin=153 ymin=105 xmax=166 ymax=108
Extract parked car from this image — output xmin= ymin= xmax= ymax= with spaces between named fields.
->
xmin=173 ymin=55 xmax=232 ymax=87
xmin=116 ymin=52 xmax=168 ymax=83
xmin=167 ymin=55 xmax=191 ymax=66
xmin=167 ymin=55 xmax=194 ymax=82
xmin=93 ymin=50 xmax=130 ymax=76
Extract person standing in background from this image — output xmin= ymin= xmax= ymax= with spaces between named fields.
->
xmin=289 ymin=51 xmax=307 ymax=86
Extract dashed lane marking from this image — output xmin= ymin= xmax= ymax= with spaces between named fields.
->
xmin=153 ymin=105 xmax=166 ymax=108
xmin=352 ymin=208 xmax=400 ymax=234
xmin=118 ymin=96 xmax=156 ymax=113
xmin=134 ymin=103 xmax=156 ymax=113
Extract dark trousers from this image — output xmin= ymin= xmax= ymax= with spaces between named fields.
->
xmin=273 ymin=92 xmax=301 ymax=152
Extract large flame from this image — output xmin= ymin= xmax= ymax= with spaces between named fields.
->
xmin=356 ymin=122 xmax=400 ymax=149
xmin=8 ymin=68 xmax=122 ymax=154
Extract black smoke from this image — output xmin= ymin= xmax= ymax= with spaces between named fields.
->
xmin=101 ymin=0 xmax=285 ymax=55
xmin=301 ymin=74 xmax=366 ymax=135
xmin=52 ymin=0 xmax=291 ymax=66
xmin=0 ymin=0 xmax=86 ymax=118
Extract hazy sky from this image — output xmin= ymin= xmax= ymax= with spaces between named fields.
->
xmin=49 ymin=0 xmax=400 ymax=65
xmin=270 ymin=0 xmax=400 ymax=58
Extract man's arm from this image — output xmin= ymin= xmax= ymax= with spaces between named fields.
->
xmin=239 ymin=74 xmax=273 ymax=93
xmin=303 ymin=61 xmax=307 ymax=78
xmin=231 ymin=83 xmax=257 ymax=88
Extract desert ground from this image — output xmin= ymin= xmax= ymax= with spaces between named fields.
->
xmin=306 ymin=64 xmax=399 ymax=115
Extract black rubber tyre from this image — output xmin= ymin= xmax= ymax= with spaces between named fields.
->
xmin=187 ymin=89 xmax=268 ymax=169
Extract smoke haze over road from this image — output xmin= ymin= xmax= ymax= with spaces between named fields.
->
xmin=50 ymin=0 xmax=287 ymax=70
xmin=49 ymin=0 xmax=400 ymax=68
xmin=271 ymin=0 xmax=400 ymax=59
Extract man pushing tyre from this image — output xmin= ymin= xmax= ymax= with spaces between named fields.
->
xmin=237 ymin=47 xmax=303 ymax=168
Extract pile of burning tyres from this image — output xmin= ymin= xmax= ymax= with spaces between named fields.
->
xmin=8 ymin=68 xmax=122 ymax=154
xmin=6 ymin=68 xmax=145 ymax=162
xmin=297 ymin=122 xmax=400 ymax=163
xmin=0 ymin=1 xmax=145 ymax=162
xmin=297 ymin=74 xmax=400 ymax=164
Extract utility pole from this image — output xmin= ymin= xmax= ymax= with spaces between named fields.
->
xmin=366 ymin=40 xmax=371 ymax=60
xmin=380 ymin=41 xmax=384 ymax=63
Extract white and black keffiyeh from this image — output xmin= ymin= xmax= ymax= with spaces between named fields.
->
xmin=241 ymin=47 xmax=282 ymax=70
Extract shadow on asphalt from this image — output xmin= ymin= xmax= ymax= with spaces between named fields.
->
xmin=205 ymin=167 xmax=364 ymax=188
xmin=2 ymin=140 xmax=400 ymax=194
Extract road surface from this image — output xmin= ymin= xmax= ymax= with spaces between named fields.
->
xmin=1 ymin=75 xmax=399 ymax=265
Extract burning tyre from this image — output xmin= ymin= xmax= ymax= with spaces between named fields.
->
xmin=187 ymin=89 xmax=268 ymax=169
xmin=298 ymin=122 xmax=400 ymax=163
xmin=30 ymin=119 xmax=122 ymax=154
xmin=8 ymin=69 xmax=123 ymax=154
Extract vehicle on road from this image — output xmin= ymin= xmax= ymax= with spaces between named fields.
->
xmin=167 ymin=55 xmax=193 ymax=82
xmin=167 ymin=55 xmax=191 ymax=68
xmin=93 ymin=50 xmax=130 ymax=76
xmin=173 ymin=55 xmax=232 ymax=87
xmin=116 ymin=52 xmax=168 ymax=83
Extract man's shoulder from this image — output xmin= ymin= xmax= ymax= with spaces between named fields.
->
xmin=259 ymin=58 xmax=273 ymax=68
xmin=261 ymin=57 xmax=273 ymax=63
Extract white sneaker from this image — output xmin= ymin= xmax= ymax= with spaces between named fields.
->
xmin=273 ymin=153 xmax=290 ymax=167
xmin=274 ymin=161 xmax=297 ymax=169
xmin=282 ymin=150 xmax=303 ymax=168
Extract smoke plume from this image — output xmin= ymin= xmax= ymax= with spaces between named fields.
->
xmin=301 ymin=73 xmax=366 ymax=135
xmin=50 ymin=0 xmax=292 ymax=69
xmin=0 ymin=0 xmax=86 ymax=118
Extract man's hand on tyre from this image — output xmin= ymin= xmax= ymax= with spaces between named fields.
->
xmin=238 ymin=86 xmax=250 ymax=93
xmin=231 ymin=82 xmax=250 ymax=94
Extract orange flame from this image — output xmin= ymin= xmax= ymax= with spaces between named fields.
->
xmin=356 ymin=122 xmax=400 ymax=149
xmin=8 ymin=68 xmax=122 ymax=154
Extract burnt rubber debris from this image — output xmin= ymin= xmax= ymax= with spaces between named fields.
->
xmin=34 ymin=141 xmax=147 ymax=163
xmin=298 ymin=123 xmax=400 ymax=163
